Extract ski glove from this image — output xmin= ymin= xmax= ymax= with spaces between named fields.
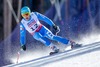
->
xmin=53 ymin=25 xmax=60 ymax=31
xmin=21 ymin=45 xmax=26 ymax=51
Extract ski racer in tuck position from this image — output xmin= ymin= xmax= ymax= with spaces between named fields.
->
xmin=20 ymin=6 xmax=81 ymax=55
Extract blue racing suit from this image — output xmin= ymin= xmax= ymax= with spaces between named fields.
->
xmin=20 ymin=12 xmax=69 ymax=47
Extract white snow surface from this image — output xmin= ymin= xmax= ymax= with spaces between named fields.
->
xmin=42 ymin=50 xmax=100 ymax=67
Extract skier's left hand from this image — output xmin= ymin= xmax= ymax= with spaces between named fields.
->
xmin=21 ymin=45 xmax=26 ymax=51
xmin=53 ymin=25 xmax=60 ymax=32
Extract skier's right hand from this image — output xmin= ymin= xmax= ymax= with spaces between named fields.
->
xmin=21 ymin=45 xmax=26 ymax=51
xmin=53 ymin=24 xmax=60 ymax=31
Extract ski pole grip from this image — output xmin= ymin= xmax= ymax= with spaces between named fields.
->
xmin=56 ymin=26 xmax=60 ymax=35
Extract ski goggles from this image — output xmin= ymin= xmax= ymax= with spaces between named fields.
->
xmin=22 ymin=12 xmax=30 ymax=17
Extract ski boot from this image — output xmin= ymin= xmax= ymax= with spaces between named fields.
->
xmin=50 ymin=49 xmax=59 ymax=55
xmin=49 ymin=46 xmax=60 ymax=55
xmin=70 ymin=41 xmax=82 ymax=49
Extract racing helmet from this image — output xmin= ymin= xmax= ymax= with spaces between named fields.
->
xmin=21 ymin=6 xmax=31 ymax=15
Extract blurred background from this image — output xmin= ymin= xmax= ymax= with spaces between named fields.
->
xmin=0 ymin=0 xmax=100 ymax=66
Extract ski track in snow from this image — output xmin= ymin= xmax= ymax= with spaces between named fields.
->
xmin=42 ymin=50 xmax=100 ymax=67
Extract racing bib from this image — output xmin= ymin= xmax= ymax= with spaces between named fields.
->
xmin=21 ymin=12 xmax=41 ymax=34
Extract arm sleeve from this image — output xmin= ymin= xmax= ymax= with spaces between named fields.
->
xmin=34 ymin=12 xmax=55 ymax=26
xmin=20 ymin=23 xmax=26 ymax=46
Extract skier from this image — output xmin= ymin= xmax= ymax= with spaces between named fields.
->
xmin=20 ymin=6 xmax=81 ymax=55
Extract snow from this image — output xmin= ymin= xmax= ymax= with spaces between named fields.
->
xmin=78 ymin=33 xmax=100 ymax=45
xmin=10 ymin=49 xmax=50 ymax=64
xmin=42 ymin=50 xmax=100 ymax=67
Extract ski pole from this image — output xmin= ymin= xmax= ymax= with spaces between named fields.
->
xmin=55 ymin=26 xmax=60 ymax=35
xmin=16 ymin=51 xmax=20 ymax=63
xmin=16 ymin=49 xmax=23 ymax=63
xmin=55 ymin=26 xmax=60 ymax=44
